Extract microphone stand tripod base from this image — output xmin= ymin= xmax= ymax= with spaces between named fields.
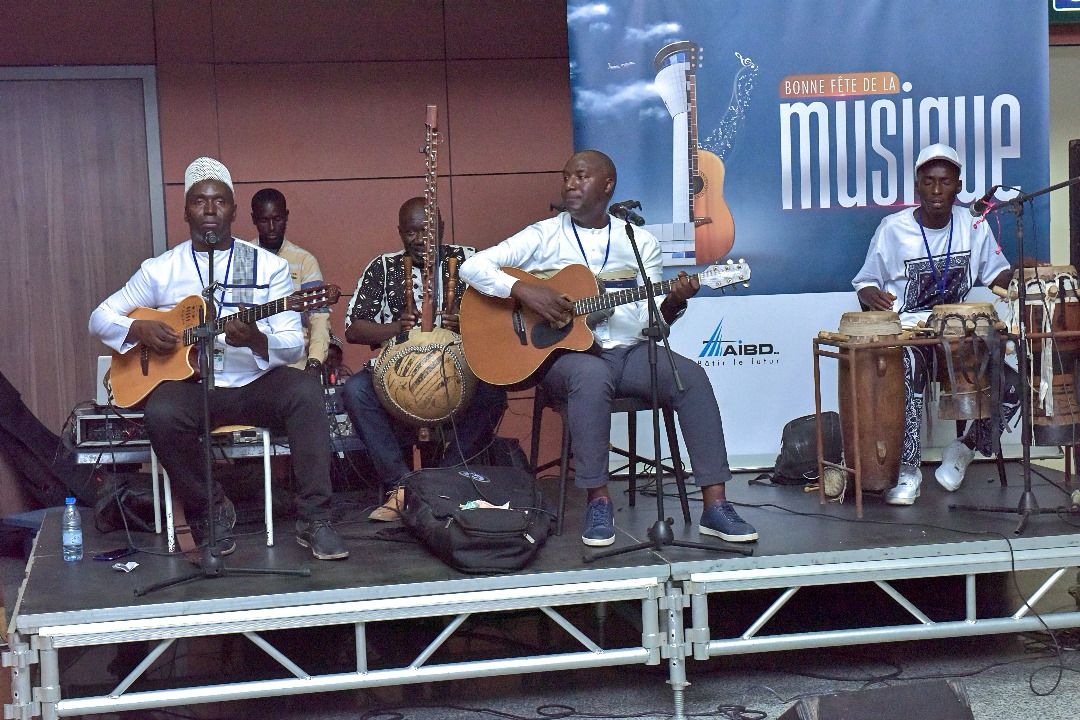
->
xmin=583 ymin=518 xmax=754 ymax=563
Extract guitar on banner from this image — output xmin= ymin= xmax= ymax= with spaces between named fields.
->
xmin=651 ymin=41 xmax=757 ymax=266
xmin=459 ymin=260 xmax=751 ymax=387
xmin=108 ymin=284 xmax=341 ymax=408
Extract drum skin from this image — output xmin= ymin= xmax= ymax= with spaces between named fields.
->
xmin=837 ymin=312 xmax=905 ymax=493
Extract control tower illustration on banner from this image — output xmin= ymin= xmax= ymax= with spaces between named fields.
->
xmin=647 ymin=41 xmax=757 ymax=267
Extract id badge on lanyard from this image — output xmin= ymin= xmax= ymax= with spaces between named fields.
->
xmin=213 ymin=345 xmax=226 ymax=372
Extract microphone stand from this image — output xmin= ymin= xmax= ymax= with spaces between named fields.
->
xmin=586 ymin=213 xmax=751 ymax=562
xmin=137 ymin=233 xmax=309 ymax=596
xmin=949 ymin=175 xmax=1080 ymax=535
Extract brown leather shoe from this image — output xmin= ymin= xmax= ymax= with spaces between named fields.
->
xmin=368 ymin=487 xmax=405 ymax=522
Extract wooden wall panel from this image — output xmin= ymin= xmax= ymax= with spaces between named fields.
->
xmin=447 ymin=59 xmax=573 ymax=175
xmin=156 ymin=63 xmax=220 ymax=185
xmin=445 ymin=0 xmax=569 ymax=59
xmin=450 ymin=172 xmax=567 ymax=250
xmin=215 ymin=62 xmax=451 ymax=182
xmin=153 ymin=0 xmax=214 ymax=63
xmin=0 ymin=0 xmax=156 ymax=66
xmin=213 ymin=0 xmax=446 ymax=63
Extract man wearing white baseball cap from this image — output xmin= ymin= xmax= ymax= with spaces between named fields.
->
xmin=90 ymin=157 xmax=350 ymax=560
xmin=852 ymin=143 xmax=1016 ymax=505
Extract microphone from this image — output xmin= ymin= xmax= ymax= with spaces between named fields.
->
xmin=203 ymin=230 xmax=221 ymax=246
xmin=969 ymin=185 xmax=1001 ymax=217
xmin=609 ymin=200 xmax=645 ymax=226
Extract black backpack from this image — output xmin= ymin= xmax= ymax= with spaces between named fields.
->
xmin=768 ymin=412 xmax=843 ymax=485
xmin=402 ymin=465 xmax=552 ymax=574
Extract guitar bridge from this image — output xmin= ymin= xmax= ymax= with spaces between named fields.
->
xmin=140 ymin=346 xmax=150 ymax=376
xmin=511 ymin=307 xmax=528 ymax=346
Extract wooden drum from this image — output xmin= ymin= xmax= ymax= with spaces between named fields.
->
xmin=1015 ymin=267 xmax=1080 ymax=444
xmin=836 ymin=311 xmax=905 ymax=493
xmin=926 ymin=303 xmax=1001 ymax=420
xmin=1011 ymin=265 xmax=1080 ymax=355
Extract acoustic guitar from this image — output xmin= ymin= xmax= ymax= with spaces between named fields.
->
xmin=458 ymin=261 xmax=750 ymax=386
xmin=107 ymin=284 xmax=341 ymax=408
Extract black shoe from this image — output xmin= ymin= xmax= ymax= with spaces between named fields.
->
xmin=193 ymin=497 xmax=237 ymax=556
xmin=296 ymin=519 xmax=349 ymax=560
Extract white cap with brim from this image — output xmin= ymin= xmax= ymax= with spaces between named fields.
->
xmin=184 ymin=157 xmax=234 ymax=194
xmin=915 ymin=143 xmax=962 ymax=173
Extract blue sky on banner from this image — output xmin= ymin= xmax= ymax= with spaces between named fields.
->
xmin=566 ymin=1 xmax=1049 ymax=295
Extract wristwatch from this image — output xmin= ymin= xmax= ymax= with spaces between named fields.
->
xmin=305 ymin=358 xmax=323 ymax=371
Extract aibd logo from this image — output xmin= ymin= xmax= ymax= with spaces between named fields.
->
xmin=698 ymin=319 xmax=779 ymax=367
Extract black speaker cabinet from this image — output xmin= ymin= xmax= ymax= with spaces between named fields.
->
xmin=778 ymin=680 xmax=974 ymax=720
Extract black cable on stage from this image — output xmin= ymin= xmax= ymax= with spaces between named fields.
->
xmin=356 ymin=701 xmax=768 ymax=720
xmin=716 ymin=486 xmax=1077 ymax=698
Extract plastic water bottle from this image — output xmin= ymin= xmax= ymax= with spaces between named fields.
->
xmin=61 ymin=497 xmax=83 ymax=561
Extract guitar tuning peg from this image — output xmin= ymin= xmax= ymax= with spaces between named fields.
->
xmin=738 ymin=258 xmax=745 ymax=263
xmin=726 ymin=259 xmax=733 ymax=265
xmin=742 ymin=283 xmax=749 ymax=288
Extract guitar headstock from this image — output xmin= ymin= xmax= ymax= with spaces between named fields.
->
xmin=699 ymin=259 xmax=751 ymax=290
xmin=288 ymin=284 xmax=341 ymax=312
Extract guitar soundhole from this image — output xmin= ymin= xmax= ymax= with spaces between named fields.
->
xmin=691 ymin=174 xmax=705 ymax=195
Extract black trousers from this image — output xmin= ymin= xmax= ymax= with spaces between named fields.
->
xmin=144 ymin=367 xmax=332 ymax=521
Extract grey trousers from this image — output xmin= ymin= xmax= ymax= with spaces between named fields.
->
xmin=539 ymin=343 xmax=733 ymax=489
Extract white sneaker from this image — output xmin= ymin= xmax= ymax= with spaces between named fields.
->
xmin=935 ymin=440 xmax=975 ymax=492
xmin=885 ymin=464 xmax=922 ymax=505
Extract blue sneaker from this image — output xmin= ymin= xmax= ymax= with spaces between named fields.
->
xmin=699 ymin=501 xmax=758 ymax=542
xmin=581 ymin=497 xmax=615 ymax=547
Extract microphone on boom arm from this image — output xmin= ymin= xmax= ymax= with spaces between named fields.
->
xmin=969 ymin=186 xmax=1002 ymax=217
xmin=609 ymin=200 xmax=645 ymax=226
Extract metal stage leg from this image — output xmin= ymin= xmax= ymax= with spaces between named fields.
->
xmin=661 ymin=581 xmax=689 ymax=720
xmin=35 ymin=638 xmax=59 ymax=720
xmin=2 ymin=634 xmax=39 ymax=720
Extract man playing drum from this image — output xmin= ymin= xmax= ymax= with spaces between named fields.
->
xmin=852 ymin=143 xmax=1014 ymax=505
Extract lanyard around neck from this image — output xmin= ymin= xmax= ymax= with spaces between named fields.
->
xmin=191 ymin=242 xmax=235 ymax=316
xmin=917 ymin=209 xmax=954 ymax=298
xmin=568 ymin=217 xmax=611 ymax=275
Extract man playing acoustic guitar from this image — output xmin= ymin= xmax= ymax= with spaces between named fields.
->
xmin=89 ymin=157 xmax=349 ymax=560
xmin=460 ymin=150 xmax=757 ymax=547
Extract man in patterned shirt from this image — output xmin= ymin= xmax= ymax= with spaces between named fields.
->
xmin=341 ymin=197 xmax=507 ymax=520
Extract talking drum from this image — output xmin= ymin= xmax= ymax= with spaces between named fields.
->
xmin=836 ymin=311 xmax=905 ymax=493
xmin=926 ymin=303 xmax=1001 ymax=420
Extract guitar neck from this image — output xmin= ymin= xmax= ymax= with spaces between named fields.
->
xmin=687 ymin=71 xmax=699 ymax=217
xmin=182 ymin=297 xmax=291 ymax=346
xmin=573 ymin=275 xmax=690 ymax=317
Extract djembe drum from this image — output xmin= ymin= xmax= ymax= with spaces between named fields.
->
xmin=836 ymin=311 xmax=905 ymax=493
xmin=926 ymin=303 xmax=1002 ymax=420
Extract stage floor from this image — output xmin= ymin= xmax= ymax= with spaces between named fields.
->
xmin=8 ymin=460 xmax=1080 ymax=718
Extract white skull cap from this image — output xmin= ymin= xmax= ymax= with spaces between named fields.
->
xmin=184 ymin=157 xmax=234 ymax=194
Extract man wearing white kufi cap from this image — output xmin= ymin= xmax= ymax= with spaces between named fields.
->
xmin=852 ymin=143 xmax=1015 ymax=506
xmin=89 ymin=157 xmax=349 ymax=560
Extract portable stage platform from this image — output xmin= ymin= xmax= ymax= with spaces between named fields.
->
xmin=6 ymin=463 xmax=1080 ymax=720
